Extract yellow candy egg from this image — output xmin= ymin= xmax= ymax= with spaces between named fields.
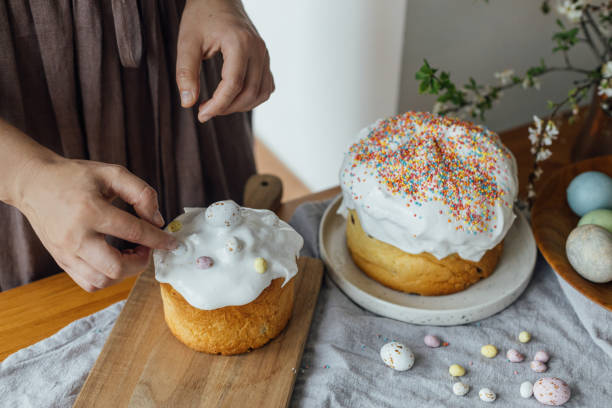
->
xmin=254 ymin=257 xmax=268 ymax=274
xmin=518 ymin=331 xmax=531 ymax=343
xmin=167 ymin=220 xmax=182 ymax=233
xmin=480 ymin=344 xmax=498 ymax=358
xmin=449 ymin=364 xmax=466 ymax=377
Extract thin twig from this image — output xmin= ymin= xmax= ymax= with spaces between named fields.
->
xmin=584 ymin=8 xmax=610 ymax=60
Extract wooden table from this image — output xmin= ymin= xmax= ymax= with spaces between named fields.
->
xmin=0 ymin=117 xmax=583 ymax=362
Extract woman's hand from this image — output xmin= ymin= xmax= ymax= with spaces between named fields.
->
xmin=176 ymin=0 xmax=274 ymax=122
xmin=15 ymin=158 xmax=178 ymax=292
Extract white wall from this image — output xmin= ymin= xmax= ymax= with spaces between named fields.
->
xmin=245 ymin=0 xmax=597 ymax=191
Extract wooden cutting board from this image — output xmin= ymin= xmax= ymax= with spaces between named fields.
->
xmin=74 ymin=175 xmax=324 ymax=408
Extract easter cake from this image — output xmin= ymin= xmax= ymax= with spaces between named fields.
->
xmin=339 ymin=112 xmax=518 ymax=296
xmin=153 ymin=200 xmax=303 ymax=355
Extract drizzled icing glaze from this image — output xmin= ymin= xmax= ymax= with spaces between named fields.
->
xmin=339 ymin=112 xmax=518 ymax=261
xmin=154 ymin=201 xmax=303 ymax=310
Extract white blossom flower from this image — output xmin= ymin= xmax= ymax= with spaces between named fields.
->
xmin=494 ymin=69 xmax=515 ymax=85
xmin=522 ymin=77 xmax=541 ymax=90
xmin=527 ymin=183 xmax=536 ymax=199
xmin=572 ymin=104 xmax=579 ymax=116
xmin=536 ymin=148 xmax=553 ymax=162
xmin=602 ymin=61 xmax=612 ymax=78
xmin=543 ymin=120 xmax=559 ymax=145
xmin=534 ymin=167 xmax=544 ymax=180
xmin=557 ymin=0 xmax=585 ymax=24
xmin=598 ymin=78 xmax=612 ymax=98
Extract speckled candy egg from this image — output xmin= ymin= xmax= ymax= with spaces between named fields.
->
xmin=530 ymin=360 xmax=547 ymax=373
xmin=453 ymin=382 xmax=470 ymax=396
xmin=204 ymin=201 xmax=243 ymax=228
xmin=449 ymin=364 xmax=466 ymax=377
xmin=534 ymin=350 xmax=550 ymax=363
xmin=533 ymin=377 xmax=571 ymax=406
xmin=380 ymin=342 xmax=414 ymax=371
xmin=506 ymin=349 xmax=525 ymax=363
xmin=566 ymin=224 xmax=612 ymax=283
xmin=566 ymin=171 xmax=612 ymax=216
xmin=520 ymin=381 xmax=533 ymax=398
xmin=518 ymin=331 xmax=532 ymax=343
xmin=479 ymin=388 xmax=496 ymax=402
xmin=579 ymin=208 xmax=612 ymax=233
xmin=424 ymin=334 xmax=441 ymax=348
xmin=225 ymin=236 xmax=243 ymax=254
xmin=481 ymin=344 xmax=498 ymax=358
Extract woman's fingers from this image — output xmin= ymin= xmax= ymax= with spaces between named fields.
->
xmin=176 ymin=34 xmax=202 ymax=108
xmin=220 ymin=54 xmax=264 ymax=114
xmin=248 ymin=65 xmax=274 ymax=111
xmin=77 ymin=236 xmax=150 ymax=280
xmin=64 ymin=257 xmax=114 ymax=292
xmin=197 ymin=44 xmax=248 ymax=122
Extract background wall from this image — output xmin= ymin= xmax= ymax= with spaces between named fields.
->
xmin=245 ymin=0 xmax=596 ymax=191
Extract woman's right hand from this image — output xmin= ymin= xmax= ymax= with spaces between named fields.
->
xmin=14 ymin=157 xmax=178 ymax=292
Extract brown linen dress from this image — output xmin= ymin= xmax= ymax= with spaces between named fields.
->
xmin=0 ymin=0 xmax=256 ymax=290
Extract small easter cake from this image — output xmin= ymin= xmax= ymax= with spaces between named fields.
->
xmin=339 ymin=112 xmax=518 ymax=296
xmin=153 ymin=200 xmax=303 ymax=355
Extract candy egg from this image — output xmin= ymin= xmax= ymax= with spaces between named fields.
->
xmin=479 ymin=388 xmax=496 ymax=402
xmin=424 ymin=334 xmax=441 ymax=348
xmin=506 ymin=348 xmax=525 ymax=363
xmin=254 ymin=257 xmax=268 ymax=274
xmin=379 ymin=342 xmax=414 ymax=371
xmin=225 ymin=236 xmax=243 ymax=254
xmin=534 ymin=350 xmax=550 ymax=363
xmin=579 ymin=208 xmax=612 ymax=233
xmin=481 ymin=344 xmax=498 ymax=358
xmin=167 ymin=220 xmax=182 ymax=232
xmin=452 ymin=382 xmax=470 ymax=396
xmin=533 ymin=377 xmax=571 ymax=406
xmin=196 ymin=256 xmax=214 ymax=269
xmin=530 ymin=360 xmax=547 ymax=373
xmin=520 ymin=381 xmax=533 ymax=398
xmin=449 ymin=364 xmax=466 ymax=377
xmin=518 ymin=331 xmax=531 ymax=343
xmin=204 ymin=200 xmax=242 ymax=228
xmin=566 ymin=171 xmax=612 ymax=216
xmin=566 ymin=224 xmax=612 ymax=283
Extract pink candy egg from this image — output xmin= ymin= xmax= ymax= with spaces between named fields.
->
xmin=530 ymin=360 xmax=547 ymax=373
xmin=424 ymin=335 xmax=441 ymax=348
xmin=534 ymin=350 xmax=550 ymax=363
xmin=196 ymin=256 xmax=214 ymax=269
xmin=533 ymin=377 xmax=571 ymax=406
xmin=506 ymin=349 xmax=525 ymax=363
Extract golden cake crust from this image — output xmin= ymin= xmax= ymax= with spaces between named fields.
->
xmin=160 ymin=277 xmax=294 ymax=355
xmin=346 ymin=209 xmax=503 ymax=296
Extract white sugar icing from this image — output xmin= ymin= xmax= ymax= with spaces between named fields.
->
xmin=154 ymin=200 xmax=303 ymax=310
xmin=338 ymin=112 xmax=518 ymax=262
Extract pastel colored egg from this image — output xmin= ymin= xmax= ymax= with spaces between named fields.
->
xmin=449 ymin=364 xmax=466 ymax=377
xmin=520 ymin=381 xmax=533 ymax=398
xmin=530 ymin=360 xmax=547 ymax=373
xmin=195 ymin=256 xmax=214 ymax=269
xmin=479 ymin=388 xmax=496 ymax=402
xmin=518 ymin=331 xmax=531 ymax=343
xmin=533 ymin=377 xmax=571 ymax=406
xmin=204 ymin=201 xmax=243 ymax=228
xmin=452 ymin=382 xmax=470 ymax=396
xmin=167 ymin=220 xmax=182 ymax=233
xmin=506 ymin=349 xmax=525 ymax=363
xmin=481 ymin=344 xmax=498 ymax=358
xmin=380 ymin=342 xmax=415 ymax=371
xmin=424 ymin=334 xmax=441 ymax=348
xmin=566 ymin=171 xmax=612 ymax=216
xmin=534 ymin=350 xmax=550 ymax=363
xmin=566 ymin=225 xmax=612 ymax=283
xmin=579 ymin=208 xmax=612 ymax=233
xmin=225 ymin=236 xmax=244 ymax=254
xmin=254 ymin=257 xmax=268 ymax=274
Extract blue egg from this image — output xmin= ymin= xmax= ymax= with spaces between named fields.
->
xmin=566 ymin=171 xmax=612 ymax=216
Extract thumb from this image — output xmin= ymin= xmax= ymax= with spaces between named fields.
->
xmin=176 ymin=34 xmax=201 ymax=108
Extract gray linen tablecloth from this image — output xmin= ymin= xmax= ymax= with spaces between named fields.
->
xmin=1 ymin=200 xmax=610 ymax=407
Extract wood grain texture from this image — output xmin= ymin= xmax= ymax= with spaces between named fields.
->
xmin=531 ymin=155 xmax=612 ymax=311
xmin=73 ymin=257 xmax=323 ymax=408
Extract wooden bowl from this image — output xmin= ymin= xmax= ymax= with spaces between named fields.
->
xmin=531 ymin=155 xmax=612 ymax=311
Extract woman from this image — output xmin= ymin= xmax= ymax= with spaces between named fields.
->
xmin=0 ymin=0 xmax=274 ymax=291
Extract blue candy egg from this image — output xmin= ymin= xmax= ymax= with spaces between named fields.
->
xmin=566 ymin=171 xmax=612 ymax=216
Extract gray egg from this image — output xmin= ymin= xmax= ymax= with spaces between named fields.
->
xmin=566 ymin=225 xmax=612 ymax=283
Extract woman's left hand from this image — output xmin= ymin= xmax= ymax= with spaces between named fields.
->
xmin=176 ymin=0 xmax=274 ymax=122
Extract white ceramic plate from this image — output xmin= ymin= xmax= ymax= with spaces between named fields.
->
xmin=318 ymin=195 xmax=536 ymax=326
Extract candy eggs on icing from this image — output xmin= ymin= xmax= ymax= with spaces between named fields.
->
xmin=479 ymin=388 xmax=496 ymax=402
xmin=424 ymin=335 xmax=441 ymax=348
xmin=578 ymin=208 xmax=612 ymax=233
xmin=195 ymin=256 xmax=214 ymax=269
xmin=452 ymin=382 xmax=470 ymax=396
xmin=167 ymin=220 xmax=182 ymax=232
xmin=481 ymin=344 xmax=498 ymax=358
xmin=534 ymin=350 xmax=550 ymax=363
xmin=566 ymin=171 xmax=612 ymax=216
xmin=449 ymin=364 xmax=466 ymax=377
xmin=520 ymin=381 xmax=533 ymax=398
xmin=518 ymin=331 xmax=531 ymax=343
xmin=225 ymin=236 xmax=243 ymax=254
xmin=530 ymin=360 xmax=547 ymax=373
xmin=204 ymin=200 xmax=242 ymax=228
xmin=506 ymin=349 xmax=525 ymax=363
xmin=533 ymin=377 xmax=571 ymax=406
xmin=566 ymin=225 xmax=612 ymax=283
xmin=380 ymin=342 xmax=414 ymax=371
xmin=254 ymin=257 xmax=268 ymax=274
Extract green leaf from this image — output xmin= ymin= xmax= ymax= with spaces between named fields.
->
xmin=418 ymin=80 xmax=429 ymax=94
